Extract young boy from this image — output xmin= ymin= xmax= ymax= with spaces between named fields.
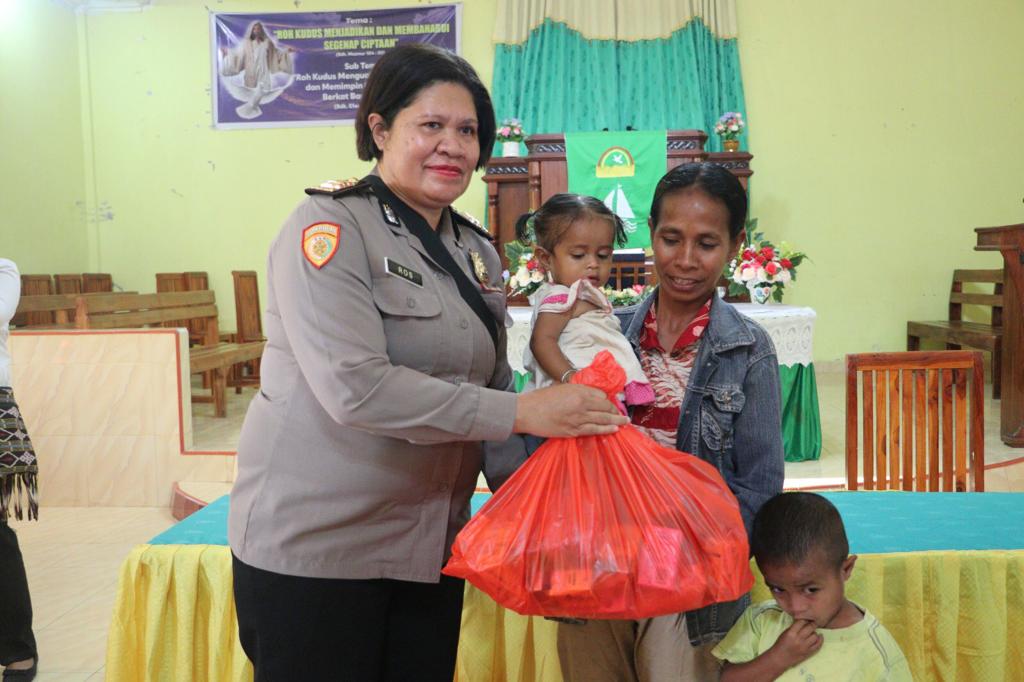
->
xmin=713 ymin=492 xmax=913 ymax=681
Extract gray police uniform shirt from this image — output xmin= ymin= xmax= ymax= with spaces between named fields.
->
xmin=228 ymin=180 xmax=522 ymax=582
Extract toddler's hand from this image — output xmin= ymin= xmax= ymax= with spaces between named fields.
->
xmin=768 ymin=619 xmax=822 ymax=670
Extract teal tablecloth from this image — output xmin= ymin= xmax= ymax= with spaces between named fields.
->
xmin=153 ymin=492 xmax=1024 ymax=554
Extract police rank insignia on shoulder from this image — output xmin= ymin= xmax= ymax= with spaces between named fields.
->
xmin=305 ymin=177 xmax=365 ymax=198
xmin=301 ymin=222 xmax=341 ymax=269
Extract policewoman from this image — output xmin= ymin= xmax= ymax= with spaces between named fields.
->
xmin=228 ymin=43 xmax=627 ymax=682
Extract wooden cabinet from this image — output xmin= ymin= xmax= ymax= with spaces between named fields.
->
xmin=482 ymin=130 xmax=753 ymax=273
xmin=975 ymin=222 xmax=1024 ymax=446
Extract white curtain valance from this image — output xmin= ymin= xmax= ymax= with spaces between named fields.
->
xmin=493 ymin=0 xmax=738 ymax=44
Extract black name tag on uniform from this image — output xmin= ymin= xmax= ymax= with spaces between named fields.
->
xmin=384 ymin=258 xmax=423 ymax=287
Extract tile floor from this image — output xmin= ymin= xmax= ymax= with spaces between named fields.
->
xmin=9 ymin=368 xmax=1024 ymax=678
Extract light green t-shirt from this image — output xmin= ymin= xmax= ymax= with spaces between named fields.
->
xmin=712 ymin=600 xmax=914 ymax=682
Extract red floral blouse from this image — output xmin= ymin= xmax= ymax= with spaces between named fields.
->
xmin=631 ymin=299 xmax=712 ymax=448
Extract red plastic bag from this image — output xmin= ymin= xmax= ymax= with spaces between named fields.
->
xmin=444 ymin=351 xmax=753 ymax=619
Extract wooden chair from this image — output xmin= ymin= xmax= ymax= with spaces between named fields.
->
xmin=53 ymin=275 xmax=83 ymax=322
xmin=184 ymin=272 xmax=208 ymax=291
xmin=81 ymin=273 xmax=113 ymax=293
xmin=230 ymin=270 xmax=264 ymax=391
xmin=907 ymin=269 xmax=1002 ymax=398
xmin=155 ymin=273 xmax=187 ymax=293
xmin=54 ymin=274 xmax=83 ymax=295
xmin=608 ymin=251 xmax=657 ymax=290
xmin=846 ymin=351 xmax=984 ymax=493
xmin=156 ymin=272 xmax=210 ymax=343
xmin=183 ymin=272 xmax=210 ymax=344
xmin=13 ymin=275 xmax=55 ymax=326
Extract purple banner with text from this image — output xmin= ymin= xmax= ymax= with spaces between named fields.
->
xmin=211 ymin=6 xmax=460 ymax=129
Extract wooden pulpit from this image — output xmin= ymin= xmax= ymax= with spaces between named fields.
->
xmin=976 ymin=222 xmax=1024 ymax=446
xmin=482 ymin=130 xmax=753 ymax=273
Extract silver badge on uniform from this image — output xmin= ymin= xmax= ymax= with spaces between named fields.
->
xmin=380 ymin=202 xmax=400 ymax=226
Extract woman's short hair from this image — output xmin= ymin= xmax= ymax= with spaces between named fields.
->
xmin=649 ymin=162 xmax=748 ymax=239
xmin=355 ymin=43 xmax=496 ymax=170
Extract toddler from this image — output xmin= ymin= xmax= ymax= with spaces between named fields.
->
xmin=518 ymin=193 xmax=654 ymax=407
xmin=714 ymin=492 xmax=913 ymax=681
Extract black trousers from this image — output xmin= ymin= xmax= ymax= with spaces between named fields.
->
xmin=232 ymin=554 xmax=465 ymax=682
xmin=0 ymin=522 xmax=36 ymax=666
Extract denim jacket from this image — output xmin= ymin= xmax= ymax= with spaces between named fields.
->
xmin=616 ymin=292 xmax=785 ymax=644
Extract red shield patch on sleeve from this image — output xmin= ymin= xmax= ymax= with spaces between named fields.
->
xmin=301 ymin=222 xmax=341 ymax=269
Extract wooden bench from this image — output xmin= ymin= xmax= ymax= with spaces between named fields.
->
xmin=12 ymin=294 xmax=77 ymax=327
xmin=907 ymin=269 xmax=1003 ymax=398
xmin=73 ymin=291 xmax=264 ymax=417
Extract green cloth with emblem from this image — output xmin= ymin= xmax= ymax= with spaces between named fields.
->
xmin=565 ymin=130 xmax=667 ymax=250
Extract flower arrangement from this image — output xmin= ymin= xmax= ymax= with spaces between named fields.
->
xmin=603 ymin=284 xmax=654 ymax=308
xmin=503 ymin=240 xmax=545 ymax=298
xmin=496 ymin=118 xmax=525 ymax=143
xmin=725 ymin=219 xmax=807 ymax=304
xmin=714 ymin=112 xmax=745 ymax=141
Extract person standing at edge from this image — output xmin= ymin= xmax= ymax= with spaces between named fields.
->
xmin=0 ymin=258 xmax=39 ymax=682
xmin=557 ymin=163 xmax=785 ymax=681
xmin=228 ymin=43 xmax=627 ymax=682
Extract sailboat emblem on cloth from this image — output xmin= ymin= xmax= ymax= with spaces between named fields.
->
xmin=604 ymin=183 xmax=637 ymax=234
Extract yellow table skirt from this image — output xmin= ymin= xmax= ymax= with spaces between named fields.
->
xmin=106 ymin=545 xmax=251 ymax=682
xmin=106 ymin=545 xmax=1024 ymax=682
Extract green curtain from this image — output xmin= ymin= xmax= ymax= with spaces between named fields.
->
xmin=492 ymin=19 xmax=747 ymax=153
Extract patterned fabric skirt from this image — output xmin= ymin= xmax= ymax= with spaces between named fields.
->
xmin=0 ymin=387 xmax=38 ymax=522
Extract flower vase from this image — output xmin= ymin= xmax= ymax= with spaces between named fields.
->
xmin=747 ymin=282 xmax=774 ymax=305
xmin=723 ymin=138 xmax=740 ymax=152
xmin=501 ymin=141 xmax=520 ymax=157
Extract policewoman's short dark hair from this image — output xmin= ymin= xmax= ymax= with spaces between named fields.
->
xmin=355 ymin=43 xmax=496 ymax=170
xmin=649 ymin=162 xmax=748 ymax=239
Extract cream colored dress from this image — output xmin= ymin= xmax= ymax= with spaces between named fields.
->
xmin=524 ymin=279 xmax=654 ymax=405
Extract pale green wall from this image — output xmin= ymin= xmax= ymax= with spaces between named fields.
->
xmin=737 ymin=0 xmax=1024 ymax=361
xmin=79 ymin=0 xmax=497 ymax=327
xmin=0 ymin=0 xmax=88 ymax=274
xmin=8 ymin=1 xmax=1023 ymax=360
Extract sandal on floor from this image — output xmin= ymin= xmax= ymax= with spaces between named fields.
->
xmin=2 ymin=657 xmax=37 ymax=681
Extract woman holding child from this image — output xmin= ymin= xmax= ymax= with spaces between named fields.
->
xmin=553 ymin=162 xmax=786 ymax=681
